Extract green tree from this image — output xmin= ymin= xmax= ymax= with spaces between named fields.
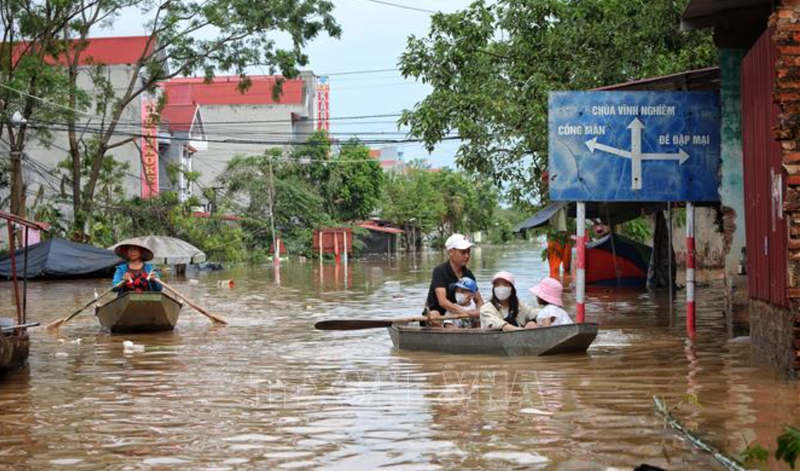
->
xmin=0 ymin=0 xmax=87 ymax=220
xmin=325 ymin=140 xmax=384 ymax=221
xmin=218 ymin=151 xmax=332 ymax=255
xmin=381 ymin=165 xmax=501 ymax=246
xmin=399 ymin=0 xmax=716 ymax=204
xmin=9 ymin=0 xmax=341 ymax=237
xmin=381 ymin=166 xmax=445 ymax=245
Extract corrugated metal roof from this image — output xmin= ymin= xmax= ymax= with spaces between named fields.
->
xmin=163 ymin=76 xmax=305 ymax=106
xmin=15 ymin=36 xmax=155 ymax=66
xmin=358 ymin=222 xmax=403 ymax=234
xmin=594 ymin=67 xmax=720 ymax=92
xmin=160 ymin=104 xmax=199 ymax=132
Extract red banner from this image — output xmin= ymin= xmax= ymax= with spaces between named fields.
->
xmin=141 ymin=98 xmax=159 ymax=198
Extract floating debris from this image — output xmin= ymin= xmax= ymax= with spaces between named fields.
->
xmin=122 ymin=340 xmax=145 ymax=354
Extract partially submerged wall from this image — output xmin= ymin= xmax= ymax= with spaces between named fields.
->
xmin=750 ymin=299 xmax=799 ymax=377
xmin=760 ymin=6 xmax=800 ymax=376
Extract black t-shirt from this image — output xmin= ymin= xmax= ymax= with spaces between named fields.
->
xmin=425 ymin=261 xmax=476 ymax=314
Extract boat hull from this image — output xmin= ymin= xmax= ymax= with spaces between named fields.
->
xmin=0 ymin=331 xmax=30 ymax=373
xmin=95 ymin=292 xmax=182 ymax=333
xmin=388 ymin=323 xmax=598 ymax=356
xmin=586 ymin=234 xmax=651 ymax=288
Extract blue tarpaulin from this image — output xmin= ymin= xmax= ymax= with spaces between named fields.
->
xmin=0 ymin=238 xmax=122 ymax=279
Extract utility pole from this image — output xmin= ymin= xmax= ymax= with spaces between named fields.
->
xmin=9 ymin=150 xmax=25 ymax=220
xmin=267 ymin=154 xmax=278 ymax=267
xmin=8 ymin=112 xmax=29 ymax=222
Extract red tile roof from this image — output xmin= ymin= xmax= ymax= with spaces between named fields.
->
xmin=14 ymin=36 xmax=154 ymax=66
xmin=161 ymin=104 xmax=199 ymax=132
xmin=163 ymin=76 xmax=305 ymax=106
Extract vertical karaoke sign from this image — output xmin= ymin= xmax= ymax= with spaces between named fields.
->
xmin=548 ymin=91 xmax=721 ymax=202
xmin=141 ymin=96 xmax=159 ymax=198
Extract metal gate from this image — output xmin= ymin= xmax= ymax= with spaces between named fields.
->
xmin=742 ymin=28 xmax=788 ymax=307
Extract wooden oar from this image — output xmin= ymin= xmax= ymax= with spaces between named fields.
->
xmin=46 ymin=281 xmax=125 ymax=330
xmin=1 ymin=322 xmax=41 ymax=333
xmin=153 ymin=278 xmax=228 ymax=325
xmin=315 ymin=313 xmax=472 ymax=331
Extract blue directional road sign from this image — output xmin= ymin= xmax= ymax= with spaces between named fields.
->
xmin=548 ymin=91 xmax=720 ymax=202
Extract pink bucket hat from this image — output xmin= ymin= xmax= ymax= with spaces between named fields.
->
xmin=529 ymin=277 xmax=564 ymax=307
xmin=491 ymin=271 xmax=515 ymax=286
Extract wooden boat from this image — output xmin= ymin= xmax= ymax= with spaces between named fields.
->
xmin=0 ymin=324 xmax=30 ymax=373
xmin=95 ymin=291 xmax=183 ymax=333
xmin=388 ymin=323 xmax=599 ymax=356
xmin=586 ymin=233 xmax=652 ymax=288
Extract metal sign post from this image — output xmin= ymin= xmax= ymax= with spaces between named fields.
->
xmin=686 ymin=202 xmax=696 ymax=337
xmin=548 ymin=91 xmax=721 ymax=336
xmin=576 ymin=202 xmax=586 ymax=323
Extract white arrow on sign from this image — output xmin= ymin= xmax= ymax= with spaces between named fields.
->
xmin=585 ymin=118 xmax=690 ymax=190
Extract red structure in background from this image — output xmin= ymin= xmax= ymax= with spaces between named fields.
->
xmin=140 ymin=97 xmax=159 ymax=198
xmin=316 ymin=76 xmax=330 ymax=132
xmin=269 ymin=239 xmax=288 ymax=255
xmin=313 ymin=228 xmax=353 ymax=255
xmin=162 ymin=75 xmax=306 ymax=106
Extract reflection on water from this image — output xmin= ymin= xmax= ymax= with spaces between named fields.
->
xmin=1 ymin=246 xmax=799 ymax=470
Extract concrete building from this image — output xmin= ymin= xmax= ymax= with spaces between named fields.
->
xmin=160 ymin=73 xmax=318 ymax=195
xmin=3 ymin=36 xmax=320 ymax=216
xmin=5 ymin=36 xmax=161 ymax=210
xmin=369 ymin=146 xmax=440 ymax=173
xmin=369 ymin=147 xmax=406 ymax=173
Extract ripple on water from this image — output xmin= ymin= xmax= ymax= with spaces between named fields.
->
xmin=4 ymin=250 xmax=800 ymax=471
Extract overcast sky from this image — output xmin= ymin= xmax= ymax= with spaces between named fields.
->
xmin=100 ymin=0 xmax=476 ymax=168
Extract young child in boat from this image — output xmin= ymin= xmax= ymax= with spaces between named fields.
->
xmin=529 ymin=277 xmax=573 ymax=326
xmin=443 ymin=277 xmax=479 ymax=328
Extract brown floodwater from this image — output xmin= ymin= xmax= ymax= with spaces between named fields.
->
xmin=1 ymin=246 xmax=799 ymax=471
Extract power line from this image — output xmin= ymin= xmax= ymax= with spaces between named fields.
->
xmin=0 ymin=81 xmax=409 ymax=127
xmin=23 ymin=119 xmax=460 ymax=146
xmin=356 ymin=0 xmax=437 ymax=14
xmin=321 ymin=68 xmax=399 ymax=76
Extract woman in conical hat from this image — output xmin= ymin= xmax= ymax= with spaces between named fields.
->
xmin=111 ymin=243 xmax=161 ymax=294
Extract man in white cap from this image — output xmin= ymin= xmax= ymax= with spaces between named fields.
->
xmin=424 ymin=233 xmax=484 ymax=326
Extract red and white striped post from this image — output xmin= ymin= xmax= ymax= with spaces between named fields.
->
xmin=334 ymin=232 xmax=341 ymax=265
xmin=686 ymin=202 xmax=696 ymax=337
xmin=576 ymin=202 xmax=586 ymax=323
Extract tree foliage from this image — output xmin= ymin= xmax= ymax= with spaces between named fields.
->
xmin=217 ymin=136 xmax=384 ymax=256
xmin=4 ymin=0 xmax=341 ymax=236
xmin=380 ymin=165 xmax=501 ymax=246
xmin=323 ymin=141 xmax=384 ymax=221
xmin=399 ymin=0 xmax=716 ymax=205
xmin=290 ymin=132 xmax=385 ymax=221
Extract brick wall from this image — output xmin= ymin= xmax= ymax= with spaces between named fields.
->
xmin=750 ymin=299 xmax=799 ymax=377
xmin=768 ymin=5 xmax=800 ymax=374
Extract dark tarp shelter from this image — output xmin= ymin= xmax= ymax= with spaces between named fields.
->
xmin=0 ymin=238 xmax=122 ymax=279
xmin=357 ymin=222 xmax=403 ymax=255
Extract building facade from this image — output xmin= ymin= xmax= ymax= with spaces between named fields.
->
xmin=4 ymin=36 xmax=320 ymax=215
xmin=160 ymin=73 xmax=318 ymax=196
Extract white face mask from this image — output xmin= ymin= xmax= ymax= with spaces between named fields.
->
xmin=455 ymin=292 xmax=470 ymax=305
xmin=494 ymin=286 xmax=512 ymax=301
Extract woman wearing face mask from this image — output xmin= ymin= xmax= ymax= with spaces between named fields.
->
xmin=480 ymin=271 xmax=538 ymax=331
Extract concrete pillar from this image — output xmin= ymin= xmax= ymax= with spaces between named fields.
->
xmin=719 ymin=48 xmax=750 ymax=333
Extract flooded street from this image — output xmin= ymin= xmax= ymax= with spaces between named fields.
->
xmin=2 ymin=245 xmax=799 ymax=470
